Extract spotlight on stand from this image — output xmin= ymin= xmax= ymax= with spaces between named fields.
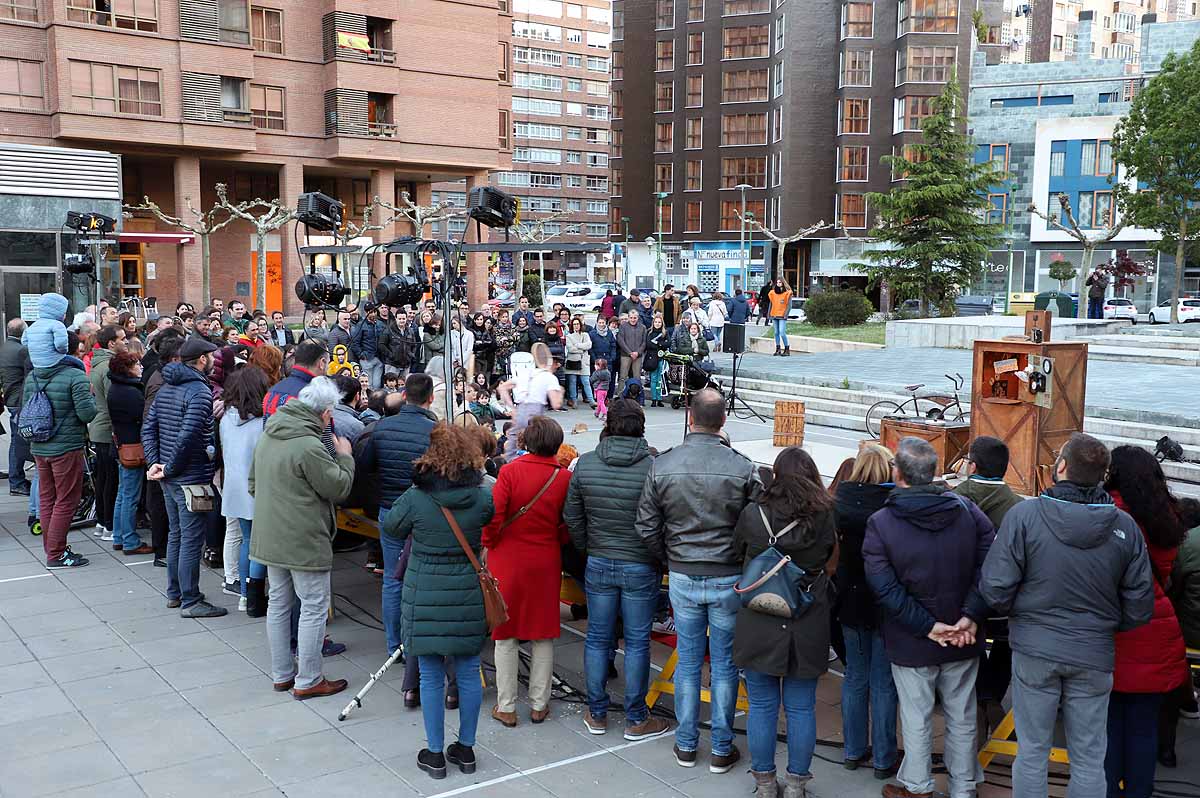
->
xmin=65 ymin=211 xmax=116 ymax=235
xmin=295 ymin=192 xmax=344 ymax=232
xmin=63 ymin=249 xmax=95 ymax=275
xmin=295 ymin=272 xmax=348 ymax=308
xmin=467 ymin=186 xmax=519 ymax=229
xmin=374 ymin=272 xmax=426 ymax=309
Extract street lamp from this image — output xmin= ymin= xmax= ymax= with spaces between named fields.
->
xmin=735 ymin=183 xmax=752 ymax=291
xmin=621 ymin=215 xmax=631 ymax=242
xmin=744 ymin=210 xmax=756 ymax=292
xmin=653 ymin=191 xmax=669 ymax=289
xmin=644 ymin=235 xmax=659 ymax=291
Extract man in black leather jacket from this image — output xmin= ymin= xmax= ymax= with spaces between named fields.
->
xmin=635 ymin=388 xmax=761 ymax=773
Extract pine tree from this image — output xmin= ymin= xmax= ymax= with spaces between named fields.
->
xmin=854 ymin=75 xmax=1006 ymax=315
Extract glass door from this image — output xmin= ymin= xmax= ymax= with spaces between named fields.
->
xmin=1 ymin=268 xmax=61 ymax=329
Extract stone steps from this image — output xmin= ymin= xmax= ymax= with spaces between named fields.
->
xmin=1084 ymin=334 xmax=1200 ymax=352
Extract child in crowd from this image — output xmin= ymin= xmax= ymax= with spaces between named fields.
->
xmin=590 ymin=358 xmax=611 ymax=418
xmin=383 ymin=372 xmax=400 ymax=393
xmin=23 ymin=293 xmax=72 ymax=368
xmin=622 ymin=375 xmax=645 ymax=407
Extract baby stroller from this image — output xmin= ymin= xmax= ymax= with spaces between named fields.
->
xmin=661 ymin=351 xmax=722 ymax=410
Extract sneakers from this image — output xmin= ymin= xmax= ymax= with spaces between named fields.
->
xmin=624 ymin=715 xmax=671 ymax=741
xmin=180 ymin=600 xmax=228 ymax=618
xmin=652 ymin=615 xmax=676 ymax=635
xmin=709 ymin=745 xmax=741 ymax=775
xmin=583 ymin=711 xmax=607 ymax=735
xmin=417 ymin=748 xmax=447 ymax=780
xmin=322 ymin=638 xmax=346 ymax=657
xmin=446 ymin=742 xmax=476 ymax=774
xmin=673 ymin=745 xmax=697 ymax=768
xmin=97 ymin=526 xmax=114 ymax=542
xmin=221 ymin=580 xmax=242 ymax=597
xmin=238 ymin=596 xmax=247 ymax=612
xmin=47 ymin=548 xmax=89 ymax=568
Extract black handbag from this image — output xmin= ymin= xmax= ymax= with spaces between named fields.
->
xmin=733 ymin=508 xmax=821 ymax=619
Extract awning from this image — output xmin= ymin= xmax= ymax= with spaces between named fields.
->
xmin=118 ymin=232 xmax=194 ymax=245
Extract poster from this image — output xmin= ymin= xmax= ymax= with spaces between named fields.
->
xmin=19 ymin=294 xmax=40 ymax=321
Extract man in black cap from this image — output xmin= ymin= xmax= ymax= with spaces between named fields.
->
xmin=144 ymin=335 xmax=227 ymax=618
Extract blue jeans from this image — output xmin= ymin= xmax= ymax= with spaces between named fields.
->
xmin=584 ymin=556 xmax=659 ymax=724
xmin=7 ymin=407 xmax=31 ymax=490
xmin=841 ymin=624 xmax=898 ymax=768
xmin=1088 ymin=296 xmax=1104 ymax=319
xmin=380 ymin=531 xmax=404 ymax=654
xmin=1105 ymin=691 xmax=1163 ymax=798
xmin=163 ymin=481 xmax=210 ymax=608
xmin=745 ymin=670 xmax=818 ymax=776
xmin=236 ymin=518 xmax=266 ymax=596
xmin=360 ymin=356 xmax=384 ymax=389
xmin=29 ymin=469 xmax=38 ymax=516
xmin=648 ymin=362 xmax=666 ymax=401
xmin=567 ymin=374 xmax=594 ymax=403
xmin=112 ymin=464 xmax=144 ymax=550
xmin=772 ymin=318 xmax=788 ymax=347
xmin=418 ymin=654 xmax=482 ymax=753
xmin=669 ymin=571 xmax=739 ymax=755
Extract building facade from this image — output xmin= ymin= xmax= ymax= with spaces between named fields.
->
xmin=0 ymin=0 xmax=512 ymax=314
xmin=967 ymin=14 xmax=1200 ymax=310
xmin=1017 ymin=0 xmax=1196 ymax=64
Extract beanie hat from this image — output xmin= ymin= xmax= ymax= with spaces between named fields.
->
xmin=39 ymin=293 xmax=69 ymax=322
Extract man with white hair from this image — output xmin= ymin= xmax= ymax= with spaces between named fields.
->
xmin=250 ymin=376 xmax=355 ymax=699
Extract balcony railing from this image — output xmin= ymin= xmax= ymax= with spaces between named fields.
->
xmin=223 ymin=108 xmax=253 ymax=124
xmin=368 ymin=121 xmax=397 ymax=137
xmin=366 ymin=47 xmax=396 ymax=64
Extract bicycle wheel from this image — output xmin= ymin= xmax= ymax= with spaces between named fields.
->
xmin=865 ymin=400 xmax=902 ymax=439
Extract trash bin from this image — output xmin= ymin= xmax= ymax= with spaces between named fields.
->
xmin=955 ymin=295 xmax=994 ymax=316
xmin=1009 ymin=292 xmax=1036 ymax=315
xmin=1035 ymin=291 xmax=1074 ymax=318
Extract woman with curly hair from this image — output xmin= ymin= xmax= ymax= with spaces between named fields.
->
xmin=249 ymin=344 xmax=284 ymax=384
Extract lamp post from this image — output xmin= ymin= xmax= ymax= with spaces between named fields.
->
xmin=653 ymin=191 xmax=669 ymax=288
xmin=735 ymin=183 xmax=752 ymax=291
xmin=744 ymin=210 xmax=756 ymax=292
xmin=622 ymin=215 xmax=631 ymax=242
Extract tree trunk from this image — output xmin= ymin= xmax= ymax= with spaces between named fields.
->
xmin=1076 ymin=246 xmax=1093 ymax=319
xmin=201 ymin=234 xmax=211 ymax=306
xmin=515 ymin=253 xmax=525 ymax=301
xmin=255 ymin=230 xmax=268 ymax=313
xmin=538 ymin=248 xmax=545 ymax=288
xmin=1173 ymin=216 xmax=1187 ymax=324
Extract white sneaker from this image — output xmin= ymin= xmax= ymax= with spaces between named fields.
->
xmin=238 ymin=596 xmax=248 ymax=612
xmin=92 ymin=525 xmax=106 ymax=537
xmin=652 ymin=616 xmax=676 ymax=635
xmin=98 ymin=527 xmax=115 ymax=542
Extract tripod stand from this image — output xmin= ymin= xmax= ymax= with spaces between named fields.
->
xmin=727 ymin=350 xmax=764 ymax=422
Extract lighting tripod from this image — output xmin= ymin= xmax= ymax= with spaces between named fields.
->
xmin=726 ymin=350 xmax=764 ymax=422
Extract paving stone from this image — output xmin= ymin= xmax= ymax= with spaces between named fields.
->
xmin=0 ymin=710 xmax=100 ymax=756
xmin=0 ymin=684 xmax=74 ymax=725
xmin=207 ymin=698 xmax=332 ymax=749
xmin=273 ymin=762 xmax=420 ymax=798
xmin=0 ymin=741 xmax=128 ymax=797
xmin=155 ymin=651 xmax=262 ymax=691
xmin=134 ymin=752 xmax=274 ymax=798
xmin=39 ymin=644 xmax=148 ymax=684
xmin=0 ymin=659 xmax=53 ymax=691
xmin=7 ymin=607 xmax=100 ymax=638
xmin=105 ymin=709 xmax=239 ymax=774
xmin=332 ymin=711 xmax=432 ymax=762
xmin=23 ymin=622 xmax=127 ymax=659
xmin=82 ymin=692 xmax=197 ymax=735
xmin=41 ymin=776 xmax=147 ymax=798
xmin=132 ymin=630 xmax=234 ymax=666
xmin=60 ymin=666 xmax=175 ymax=709
xmin=0 ymin=588 xmax=84 ymax=618
xmin=181 ymin=673 xmax=295 ymax=718
xmin=109 ymin=612 xmax=216 ymax=645
xmin=244 ymin=728 xmax=373 ymax=786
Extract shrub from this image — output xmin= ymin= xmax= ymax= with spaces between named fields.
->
xmin=803 ymin=290 xmax=874 ymax=327
xmin=522 ymin=277 xmax=544 ymax=309
xmin=1048 ymin=258 xmax=1077 ymax=290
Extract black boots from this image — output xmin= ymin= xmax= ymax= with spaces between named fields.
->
xmin=783 ymin=346 xmax=791 ymax=357
xmin=774 ymin=346 xmax=782 ymax=356
xmin=246 ymin=577 xmax=267 ymax=618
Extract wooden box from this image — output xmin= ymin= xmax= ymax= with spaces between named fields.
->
xmin=880 ymin=417 xmax=971 ymax=476
xmin=970 ymin=339 xmax=1088 ymax=496
xmin=772 ymin=400 xmax=806 ymax=447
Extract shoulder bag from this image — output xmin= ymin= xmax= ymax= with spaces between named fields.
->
xmin=117 ymin=441 xmax=146 ymax=468
xmin=733 ymin=507 xmax=821 ymax=619
xmin=498 ymin=466 xmax=562 ymax=531
xmin=440 ymin=506 xmax=510 ymax=631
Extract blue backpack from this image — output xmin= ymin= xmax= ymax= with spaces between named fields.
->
xmin=18 ymin=374 xmax=57 ymax=442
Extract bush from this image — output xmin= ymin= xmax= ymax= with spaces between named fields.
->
xmin=521 ymin=276 xmax=544 ymax=309
xmin=803 ymin=290 xmax=875 ymax=327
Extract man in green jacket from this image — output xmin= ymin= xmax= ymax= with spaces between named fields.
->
xmin=87 ymin=324 xmax=126 ymax=543
xmin=250 ymin=376 xmax=354 ymax=700
xmin=953 ymin=436 xmax=1023 ymax=530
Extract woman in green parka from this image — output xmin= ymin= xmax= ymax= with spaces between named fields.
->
xmin=382 ymin=422 xmax=494 ymax=781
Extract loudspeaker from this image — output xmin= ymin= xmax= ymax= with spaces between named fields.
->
xmin=723 ymin=323 xmax=747 ymax=355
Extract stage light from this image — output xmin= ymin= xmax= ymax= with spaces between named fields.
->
xmin=295 ymin=272 xmax=348 ymax=308
xmin=374 ymin=272 xmax=426 ymax=308
xmin=65 ymin=211 xmax=116 ymax=234
xmin=63 ymin=250 xmax=95 ymax=274
xmin=295 ymin=192 xmax=344 ymax=232
xmin=467 ymin=186 xmax=519 ymax=229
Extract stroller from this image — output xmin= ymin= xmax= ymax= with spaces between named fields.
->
xmin=661 ymin=351 xmax=722 ymax=410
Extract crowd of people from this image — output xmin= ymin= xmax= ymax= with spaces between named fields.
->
xmin=3 ymin=290 xmax=1199 ymax=798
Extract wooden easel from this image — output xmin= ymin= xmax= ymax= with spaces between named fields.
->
xmin=978 ymin=708 xmax=1070 ymax=768
xmin=645 ymin=648 xmax=750 ymax=712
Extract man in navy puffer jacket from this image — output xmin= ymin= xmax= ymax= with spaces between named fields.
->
xmin=144 ymin=337 xmax=227 ymax=619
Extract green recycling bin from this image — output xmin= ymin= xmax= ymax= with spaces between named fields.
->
xmin=1035 ymin=291 xmax=1074 ymax=318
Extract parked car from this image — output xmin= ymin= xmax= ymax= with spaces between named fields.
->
xmin=1102 ymin=297 xmax=1137 ymax=323
xmin=564 ymin=285 xmax=610 ymax=313
xmin=488 ymin=289 xmax=517 ymax=309
xmin=1148 ymin=298 xmax=1200 ymax=324
xmin=545 ymin=283 xmax=585 ymax=301
xmin=786 ymin=297 xmax=808 ymax=321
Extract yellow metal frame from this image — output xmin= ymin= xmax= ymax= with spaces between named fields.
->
xmin=646 ymin=648 xmax=750 ymax=712
xmin=978 ymin=708 xmax=1069 ymax=769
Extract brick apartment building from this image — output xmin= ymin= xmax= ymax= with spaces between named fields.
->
xmin=0 ymin=0 xmax=512 ymax=315
xmin=1012 ymin=0 xmax=1195 ymax=64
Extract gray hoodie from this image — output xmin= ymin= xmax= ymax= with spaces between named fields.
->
xmin=979 ymin=482 xmax=1154 ymax=672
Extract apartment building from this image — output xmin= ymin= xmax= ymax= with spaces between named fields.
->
xmin=0 ymin=0 xmax=511 ymax=313
xmin=1015 ymin=0 xmax=1196 ymax=64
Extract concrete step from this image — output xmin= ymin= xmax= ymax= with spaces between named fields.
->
xmin=1080 ymin=335 xmax=1200 ymax=352
xmin=1120 ymin=325 xmax=1200 ymax=339
xmin=1068 ymin=343 xmax=1200 ymax=365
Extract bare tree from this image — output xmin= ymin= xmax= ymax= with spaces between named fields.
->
xmin=512 ymin=211 xmax=581 ymax=299
xmin=124 ymin=194 xmax=238 ymax=305
xmin=377 ymin=190 xmax=462 ymax=237
xmin=1028 ymin=194 xmax=1126 ymax=319
xmin=213 ymin=184 xmax=295 ymax=313
xmin=735 ymin=214 xmax=843 ymax=247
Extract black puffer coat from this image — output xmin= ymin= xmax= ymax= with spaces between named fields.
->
xmin=143 ymin=362 xmax=215 ymax=484
xmin=564 ymin=435 xmax=656 ymax=564
xmin=107 ymin=372 xmax=145 ymax=446
xmin=355 ymin=403 xmax=437 ymax=510
xmin=834 ymin=481 xmax=893 ymax=629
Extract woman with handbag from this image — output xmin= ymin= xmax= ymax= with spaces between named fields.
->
xmin=484 ymin=415 xmax=573 ymax=727
xmin=107 ymin=351 xmax=154 ymax=555
xmin=732 ymin=447 xmax=838 ymax=798
xmin=219 ymin=366 xmax=270 ymax=615
xmin=643 ymin=314 xmax=668 ymax=408
xmin=382 ymin=423 xmax=496 ymax=780
xmin=563 ymin=317 xmax=593 ymax=409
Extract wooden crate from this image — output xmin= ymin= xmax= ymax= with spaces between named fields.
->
xmin=880 ymin=417 xmax=972 ymax=475
xmin=772 ymin=400 xmax=806 ymax=447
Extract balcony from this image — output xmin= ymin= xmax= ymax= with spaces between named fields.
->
xmin=366 ymin=48 xmax=396 ymax=64
xmin=223 ymin=108 xmax=252 ymax=124
xmin=368 ymin=121 xmax=397 ymax=137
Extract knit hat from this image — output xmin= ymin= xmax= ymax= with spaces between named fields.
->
xmin=39 ymin=293 xmax=69 ymax=322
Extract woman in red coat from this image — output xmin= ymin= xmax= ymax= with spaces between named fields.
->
xmin=1104 ymin=445 xmax=1189 ymax=798
xmin=484 ymin=415 xmax=572 ymax=727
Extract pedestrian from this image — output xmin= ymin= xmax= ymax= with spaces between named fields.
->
xmin=498 ymin=342 xmax=562 ymax=459
xmin=833 ymin=443 xmax=900 ymax=777
xmin=590 ymin=359 xmax=611 ymax=418
xmin=331 ymin=373 xmax=366 ymax=445
xmin=734 ymin=447 xmax=838 ymax=798
xmin=143 ymin=333 xmax=183 ymax=567
xmin=565 ymin=398 xmax=673 ymax=741
xmin=264 ymin=340 xmax=329 ymax=417
xmin=268 ymin=310 xmax=295 ymax=349
xmin=300 ymin=310 xmax=329 ymax=348
xmin=88 ymin=324 xmax=128 ymax=544
xmin=636 ymin=388 xmax=762 ymax=773
xmin=728 ymin=289 xmax=751 ymax=324
xmin=470 ymin=312 xmax=495 ymax=380
xmin=382 ymin=423 xmax=494 ymax=780
xmin=600 ymin=289 xmax=616 ymax=321
xmin=757 ymin=282 xmax=772 ymax=324
xmin=708 ymin=291 xmax=729 ymax=351
xmin=0 ymin=318 xmax=33 ymax=495
xmin=251 ymin=376 xmax=354 ymax=699
xmin=143 ymin=336 xmax=227 ymax=618
xmin=219 ymin=366 xmax=270 ymax=615
xmin=619 ymin=288 xmax=640 ymax=317
xmin=248 ymin=344 xmax=283 ymax=385
xmin=1104 ymin=445 xmax=1189 ymax=797
xmin=654 ymin=285 xmax=682 ymax=332
xmin=421 ymin=312 xmax=445 ymax=367
xmin=952 ymin=436 xmax=1022 ymax=530
xmin=328 ymin=309 xmax=356 ymax=359
xmin=862 ymin=437 xmax=994 ymax=798
xmin=616 ymin=309 xmax=646 ymax=387
xmin=1162 ymin=497 xmax=1200 ymax=765
xmin=542 ymin=320 xmax=565 ymax=370
xmin=766 ymin=278 xmax=793 ymax=356
xmin=644 ymin=315 xmax=668 ymax=407
xmin=564 ymin=317 xmax=594 ymax=408
xmin=638 ymin=293 xmax=655 ymax=329
xmin=106 ymin=350 xmax=153 ymax=556
xmin=1086 ymin=268 xmax=1109 ymax=319
xmin=448 ymin=314 xmax=475 ymax=377
xmin=484 ymin=415 xmax=573 ymax=727
xmin=492 ymin=310 xmax=517 ymax=378
xmin=352 ymin=302 xmax=385 ymax=388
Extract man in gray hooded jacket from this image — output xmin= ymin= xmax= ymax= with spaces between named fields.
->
xmin=980 ymin=432 xmax=1153 ymax=798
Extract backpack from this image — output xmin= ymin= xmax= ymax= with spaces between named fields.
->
xmin=19 ymin=374 xmax=57 ymax=442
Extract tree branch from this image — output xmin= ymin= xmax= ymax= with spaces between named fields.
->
xmin=735 ymin=212 xmax=842 ymax=245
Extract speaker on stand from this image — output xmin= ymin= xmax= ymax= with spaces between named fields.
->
xmin=721 ymin=324 xmax=763 ymax=421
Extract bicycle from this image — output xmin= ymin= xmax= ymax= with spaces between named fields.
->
xmin=865 ymin=373 xmax=968 ymax=439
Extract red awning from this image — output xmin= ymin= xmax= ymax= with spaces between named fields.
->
xmin=118 ymin=232 xmax=195 ymax=245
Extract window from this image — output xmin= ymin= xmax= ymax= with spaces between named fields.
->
xmin=1077 ymin=191 xmax=1092 ymax=226
xmin=587 ymin=56 xmax=610 ymax=72
xmin=772 ymin=107 xmax=782 ymax=140
xmin=895 ymin=95 xmax=935 ymax=131
xmin=514 ymin=21 xmax=563 ymax=40
xmin=68 ymin=0 xmax=158 ymax=31
xmin=497 ymin=171 xmax=531 ymax=187
xmin=657 ymin=40 xmax=675 ymax=71
xmin=770 ymin=151 xmax=781 ymax=185
xmin=1091 ymin=191 xmax=1113 ymax=227
xmin=688 ymin=0 xmax=703 ymax=21
xmin=1049 ymin=150 xmax=1065 ymax=176
xmin=686 ymin=117 xmax=702 ymax=148
xmin=1098 ymin=91 xmax=1120 ymax=103
xmin=251 ymin=6 xmax=282 ymax=52
xmin=566 ymin=151 xmax=582 ymax=164
xmin=897 ymin=0 xmax=957 ymax=35
xmin=841 ymin=50 xmax=871 ymax=86
xmin=611 ymin=89 xmax=621 ymax=118
xmin=839 ymin=98 xmax=869 ymax=134
xmin=0 ymin=58 xmax=43 ymax=110
xmin=587 ymin=153 xmax=608 ymax=168
xmin=499 ymin=109 xmax=510 ymax=149
xmin=70 ymin=61 xmax=162 ymax=116
xmin=613 ymin=50 xmax=623 ymax=79
xmin=513 ymin=96 xmax=562 ymax=115
xmin=529 ymin=172 xmax=560 ymax=188
xmin=514 ymin=72 xmax=562 ymax=91
xmin=587 ymin=200 xmax=608 ymax=214
xmin=612 ymin=128 xmax=622 ymax=156
xmin=219 ymin=79 xmax=245 ymax=114
xmin=656 ymin=0 xmax=674 ymax=28
xmin=218 ymin=0 xmax=250 ymax=44
xmin=0 ymin=0 xmax=37 ymax=22
xmin=609 ymin=169 xmax=620 ymax=194
xmin=249 ymin=84 xmax=284 ymax=129
xmin=565 ymin=174 xmax=584 ymax=188
xmin=721 ymin=112 xmax=767 ymax=145
xmin=839 ymin=145 xmax=868 ymax=180
xmin=1114 ymin=12 xmax=1135 ymax=33
xmin=723 ymin=0 xmax=769 ymax=14
xmin=567 ymin=77 xmax=582 ymax=92
xmin=586 ymin=103 xmax=609 ymax=119
xmin=839 ymin=193 xmax=866 ymax=229
xmin=770 ymin=195 xmax=780 ymax=229
xmin=656 ymin=163 xmax=674 ymax=192
xmin=773 ymin=63 xmax=782 ymax=97
xmin=987 ymin=193 xmax=1007 ymax=224
xmin=841 ymin=2 xmax=872 ymax=38
xmin=586 ymin=127 xmax=608 ymax=143
xmin=513 ymin=147 xmax=562 ymax=163
xmin=686 ymin=201 xmax=702 ymax=232
xmin=723 ymin=25 xmax=769 ymax=58
xmin=498 ymin=43 xmax=510 ymax=82
xmin=896 ymin=46 xmax=956 ymax=84
xmin=1097 ymin=140 xmax=1113 ymax=176
xmin=566 ymin=126 xmax=582 ymax=140
xmin=586 ymin=223 xmax=609 ymax=237
xmin=722 ymin=69 xmax=768 ymax=102
xmin=1052 ymin=34 xmax=1063 ymax=52
xmin=566 ymin=2 xmax=581 ymax=16
xmin=565 ymin=101 xmax=583 ymax=115
xmin=515 ymin=121 xmax=562 ymax=139
xmin=688 ymin=32 xmax=704 ymax=64
xmin=686 ymin=159 xmax=702 ymax=190
xmin=1080 ymin=139 xmax=1113 ymax=176
xmin=514 ymin=46 xmax=562 ymax=67
xmin=586 ymin=175 xmax=609 ymax=192
xmin=775 ymin=14 xmax=785 ymax=51
xmin=988 ymin=143 xmax=1008 ymax=170
xmin=721 ymin=156 xmax=766 ymax=188
xmin=656 ymin=121 xmax=674 ymax=152
xmin=657 ymin=202 xmax=673 ymax=234
xmin=566 ymin=53 xmax=582 ymax=67
xmin=720 ymin=199 xmax=764 ymax=229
